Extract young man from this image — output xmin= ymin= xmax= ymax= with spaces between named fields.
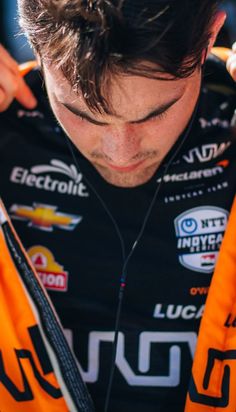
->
xmin=1 ymin=1 xmax=236 ymax=411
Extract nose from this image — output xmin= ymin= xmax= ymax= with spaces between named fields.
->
xmin=101 ymin=126 xmax=141 ymax=165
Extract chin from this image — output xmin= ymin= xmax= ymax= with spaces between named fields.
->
xmin=93 ymin=163 xmax=159 ymax=188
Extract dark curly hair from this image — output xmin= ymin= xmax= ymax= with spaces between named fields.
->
xmin=18 ymin=0 xmax=222 ymax=112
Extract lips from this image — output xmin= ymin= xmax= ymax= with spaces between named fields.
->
xmin=106 ymin=160 xmax=145 ymax=172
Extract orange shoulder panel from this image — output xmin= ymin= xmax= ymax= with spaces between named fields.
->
xmin=0 ymin=200 xmax=94 ymax=412
xmin=185 ymin=196 xmax=236 ymax=411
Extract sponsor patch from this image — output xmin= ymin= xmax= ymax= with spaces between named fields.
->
xmin=182 ymin=142 xmax=231 ymax=163
xmin=174 ymin=206 xmax=228 ymax=273
xmin=189 ymin=286 xmax=209 ymax=296
xmin=198 ymin=118 xmax=230 ymax=131
xmin=153 ymin=303 xmax=205 ymax=320
xmin=17 ymin=109 xmax=45 ymax=119
xmin=10 ymin=203 xmax=82 ymax=231
xmin=164 ymin=181 xmax=229 ymax=203
xmin=10 ymin=159 xmax=89 ymax=197
xmin=157 ymin=161 xmax=228 ymax=184
xmin=28 ymin=246 xmax=68 ymax=292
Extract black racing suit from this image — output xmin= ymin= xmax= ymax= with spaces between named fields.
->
xmin=0 ymin=56 xmax=236 ymax=411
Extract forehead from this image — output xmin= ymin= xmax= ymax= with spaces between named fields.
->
xmin=43 ymin=63 xmax=188 ymax=117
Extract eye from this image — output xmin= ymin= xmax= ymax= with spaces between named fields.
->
xmin=74 ymin=113 xmax=86 ymax=121
xmin=56 ymin=101 xmax=108 ymax=126
xmin=149 ymin=109 xmax=169 ymax=123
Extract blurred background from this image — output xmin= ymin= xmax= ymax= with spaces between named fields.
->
xmin=1 ymin=0 xmax=236 ymax=62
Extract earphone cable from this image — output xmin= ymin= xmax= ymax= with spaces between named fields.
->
xmin=64 ymin=81 xmax=202 ymax=412
xmin=102 ymin=91 xmax=201 ymax=411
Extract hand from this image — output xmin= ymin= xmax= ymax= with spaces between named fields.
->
xmin=0 ymin=44 xmax=37 ymax=112
xmin=226 ymin=42 xmax=236 ymax=82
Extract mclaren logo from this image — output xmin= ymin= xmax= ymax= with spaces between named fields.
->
xmin=158 ymin=161 xmax=229 ymax=183
xmin=10 ymin=203 xmax=82 ymax=231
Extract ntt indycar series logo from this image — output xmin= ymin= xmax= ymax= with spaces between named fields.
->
xmin=174 ymin=206 xmax=228 ymax=273
xmin=10 ymin=159 xmax=89 ymax=197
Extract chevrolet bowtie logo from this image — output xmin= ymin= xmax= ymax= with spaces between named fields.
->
xmin=10 ymin=203 xmax=82 ymax=231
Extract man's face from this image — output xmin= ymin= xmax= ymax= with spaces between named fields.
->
xmin=43 ymin=64 xmax=201 ymax=187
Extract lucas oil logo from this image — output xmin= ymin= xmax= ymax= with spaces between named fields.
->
xmin=10 ymin=159 xmax=89 ymax=197
xmin=174 ymin=206 xmax=228 ymax=273
xmin=28 ymin=246 xmax=68 ymax=292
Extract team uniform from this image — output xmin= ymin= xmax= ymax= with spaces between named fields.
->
xmin=0 ymin=56 xmax=236 ymax=411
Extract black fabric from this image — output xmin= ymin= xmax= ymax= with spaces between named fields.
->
xmin=0 ymin=58 xmax=236 ymax=412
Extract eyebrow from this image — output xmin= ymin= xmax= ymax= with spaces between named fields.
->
xmin=57 ymin=94 xmax=183 ymax=126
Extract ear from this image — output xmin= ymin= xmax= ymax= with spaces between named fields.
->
xmin=205 ymin=11 xmax=227 ymax=58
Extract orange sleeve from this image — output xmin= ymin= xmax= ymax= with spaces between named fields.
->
xmin=185 ymin=196 xmax=236 ymax=412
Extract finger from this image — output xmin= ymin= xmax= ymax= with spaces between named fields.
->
xmin=0 ymin=44 xmax=19 ymax=76
xmin=0 ymin=88 xmax=4 ymax=103
xmin=232 ymin=42 xmax=236 ymax=53
xmin=226 ymin=54 xmax=234 ymax=72
xmin=15 ymin=76 xmax=37 ymax=109
xmin=0 ymin=87 xmax=14 ymax=112
xmin=0 ymin=88 xmax=6 ymax=110
xmin=212 ymin=47 xmax=232 ymax=62
xmin=0 ymin=62 xmax=37 ymax=110
xmin=226 ymin=55 xmax=236 ymax=81
xmin=0 ymin=61 xmax=18 ymax=95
